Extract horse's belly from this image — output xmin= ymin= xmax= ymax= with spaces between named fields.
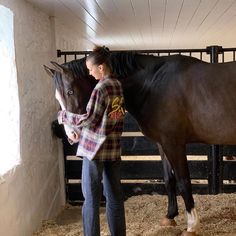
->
xmin=190 ymin=116 xmax=236 ymax=145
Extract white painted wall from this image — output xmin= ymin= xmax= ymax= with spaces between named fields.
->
xmin=54 ymin=18 xmax=95 ymax=64
xmin=0 ymin=0 xmax=68 ymax=235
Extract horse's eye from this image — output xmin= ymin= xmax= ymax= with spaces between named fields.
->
xmin=67 ymin=90 xmax=74 ymax=95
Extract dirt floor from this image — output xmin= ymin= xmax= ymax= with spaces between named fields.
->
xmin=33 ymin=193 xmax=236 ymax=236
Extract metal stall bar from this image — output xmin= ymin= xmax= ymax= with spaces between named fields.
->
xmin=206 ymin=45 xmax=224 ymax=194
xmin=57 ymin=48 xmax=208 ymax=61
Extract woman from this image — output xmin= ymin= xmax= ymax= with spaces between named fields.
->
xmin=57 ymin=46 xmax=126 ymax=236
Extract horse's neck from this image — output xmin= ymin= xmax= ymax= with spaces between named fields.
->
xmin=81 ymin=77 xmax=97 ymax=101
xmin=119 ymin=55 xmax=162 ymax=119
xmin=120 ymin=53 xmax=165 ymax=90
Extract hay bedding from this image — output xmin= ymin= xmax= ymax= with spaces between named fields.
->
xmin=33 ymin=194 xmax=236 ymax=236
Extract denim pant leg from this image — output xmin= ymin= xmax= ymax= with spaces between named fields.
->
xmin=103 ymin=161 xmax=126 ymax=236
xmin=81 ymin=157 xmax=103 ymax=236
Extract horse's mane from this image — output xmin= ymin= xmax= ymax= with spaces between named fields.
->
xmin=109 ymin=52 xmax=142 ymax=78
xmin=64 ymin=57 xmax=89 ymax=78
xmin=62 ymin=52 xmax=145 ymax=80
xmin=63 ymin=52 xmax=142 ymax=81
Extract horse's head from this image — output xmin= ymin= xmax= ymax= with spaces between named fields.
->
xmin=44 ymin=52 xmax=140 ymax=113
xmin=44 ymin=57 xmax=97 ymax=114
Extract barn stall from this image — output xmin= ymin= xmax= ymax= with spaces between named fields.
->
xmin=0 ymin=0 xmax=236 ymax=236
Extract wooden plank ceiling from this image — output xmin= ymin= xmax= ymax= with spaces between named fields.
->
xmin=27 ymin=0 xmax=236 ymax=50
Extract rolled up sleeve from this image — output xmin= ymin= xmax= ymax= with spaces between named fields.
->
xmin=57 ymin=88 xmax=106 ymax=128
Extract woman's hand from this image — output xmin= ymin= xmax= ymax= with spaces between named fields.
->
xmin=55 ymin=89 xmax=66 ymax=110
xmin=64 ymin=125 xmax=80 ymax=143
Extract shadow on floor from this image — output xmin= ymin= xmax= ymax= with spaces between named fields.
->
xmin=55 ymin=206 xmax=106 ymax=225
xmin=56 ymin=207 xmax=81 ymax=225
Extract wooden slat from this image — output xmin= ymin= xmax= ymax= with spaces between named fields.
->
xmin=65 ymin=160 xmax=210 ymax=180
xmin=65 ymin=159 xmax=236 ymax=181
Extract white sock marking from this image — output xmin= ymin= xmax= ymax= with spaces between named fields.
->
xmin=187 ymin=208 xmax=200 ymax=232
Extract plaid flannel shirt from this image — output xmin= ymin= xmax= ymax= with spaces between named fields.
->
xmin=58 ymin=76 xmax=125 ymax=161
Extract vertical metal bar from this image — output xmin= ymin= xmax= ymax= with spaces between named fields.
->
xmin=200 ymin=52 xmax=203 ymax=61
xmin=74 ymin=54 xmax=77 ymax=60
xmin=64 ymin=55 xmax=67 ymax=64
xmin=233 ymin=51 xmax=235 ymax=61
xmin=206 ymin=45 xmax=223 ymax=194
xmin=57 ymin=49 xmax=61 ymax=58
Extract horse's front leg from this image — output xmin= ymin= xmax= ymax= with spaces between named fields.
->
xmin=161 ymin=141 xmax=200 ymax=235
xmin=157 ymin=143 xmax=178 ymax=226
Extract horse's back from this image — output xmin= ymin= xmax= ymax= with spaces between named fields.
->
xmin=141 ymin=56 xmax=236 ymax=144
xmin=180 ymin=60 xmax=236 ymax=144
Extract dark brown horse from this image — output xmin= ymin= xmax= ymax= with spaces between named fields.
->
xmin=44 ymin=52 xmax=236 ymax=235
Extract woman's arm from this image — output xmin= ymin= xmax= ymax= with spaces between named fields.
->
xmin=58 ymin=88 xmax=106 ymax=128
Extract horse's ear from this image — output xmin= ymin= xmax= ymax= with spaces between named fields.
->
xmin=50 ymin=61 xmax=67 ymax=73
xmin=43 ymin=65 xmax=55 ymax=77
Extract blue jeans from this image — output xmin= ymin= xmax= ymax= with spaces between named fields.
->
xmin=81 ymin=157 xmax=126 ymax=236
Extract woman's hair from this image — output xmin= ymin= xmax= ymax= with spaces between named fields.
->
xmin=86 ymin=45 xmax=110 ymax=66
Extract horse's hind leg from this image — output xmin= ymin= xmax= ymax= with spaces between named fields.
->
xmin=161 ymin=141 xmax=200 ymax=234
xmin=158 ymin=143 xmax=178 ymax=226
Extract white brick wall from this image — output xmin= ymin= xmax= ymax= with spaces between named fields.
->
xmin=0 ymin=1 xmax=66 ymax=235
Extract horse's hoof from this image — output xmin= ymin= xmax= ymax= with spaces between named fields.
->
xmin=181 ymin=230 xmax=197 ymax=236
xmin=160 ymin=217 xmax=177 ymax=226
